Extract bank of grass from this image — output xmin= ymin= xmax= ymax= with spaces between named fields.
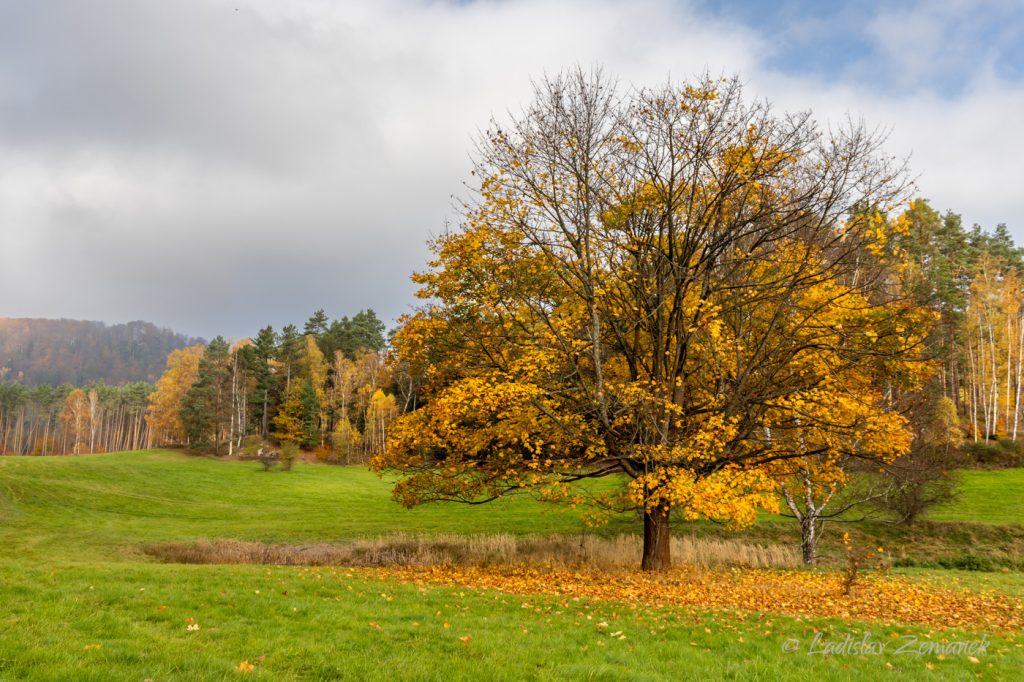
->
xmin=1 ymin=449 xmax=1022 ymax=571
xmin=0 ymin=450 xmax=634 ymax=562
xmin=691 ymin=517 xmax=1024 ymax=571
xmin=681 ymin=466 xmax=1024 ymax=570
xmin=928 ymin=467 xmax=1024 ymax=525
xmin=893 ymin=566 xmax=1024 ymax=598
xmin=2 ymin=451 xmax=1020 ymax=555
xmin=1 ymin=450 xmax=1022 ymax=679
xmin=0 ymin=560 xmax=1019 ymax=681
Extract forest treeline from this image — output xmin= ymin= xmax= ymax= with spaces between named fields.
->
xmin=149 ymin=309 xmax=399 ymax=463
xmin=0 ymin=309 xmax=397 ymax=460
xmin=2 ymin=200 xmax=1024 ymax=461
xmin=0 ymin=381 xmax=152 ymax=455
xmin=899 ymin=201 xmax=1024 ymax=442
xmin=0 ymin=318 xmax=202 ymax=386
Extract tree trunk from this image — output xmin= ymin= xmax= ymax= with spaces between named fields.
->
xmin=641 ymin=504 xmax=671 ymax=571
xmin=800 ymin=517 xmax=819 ymax=565
xmin=1014 ymin=315 xmax=1023 ymax=440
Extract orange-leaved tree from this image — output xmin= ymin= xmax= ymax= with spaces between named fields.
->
xmin=373 ymin=69 xmax=931 ymax=570
xmin=146 ymin=344 xmax=204 ymax=447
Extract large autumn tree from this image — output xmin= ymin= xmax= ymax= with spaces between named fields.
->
xmin=373 ymin=70 xmax=931 ymax=570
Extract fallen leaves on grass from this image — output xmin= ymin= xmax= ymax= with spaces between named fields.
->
xmin=236 ymin=660 xmax=255 ymax=673
xmin=355 ymin=565 xmax=1023 ymax=631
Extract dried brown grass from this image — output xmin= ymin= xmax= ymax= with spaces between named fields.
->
xmin=145 ymin=533 xmax=799 ymax=569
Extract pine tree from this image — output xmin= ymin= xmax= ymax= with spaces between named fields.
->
xmin=278 ymin=324 xmax=303 ymax=393
xmin=322 ymin=310 xmax=387 ymax=360
xmin=180 ymin=337 xmax=232 ymax=453
xmin=298 ymin=379 xmax=320 ymax=448
xmin=250 ymin=326 xmax=277 ymax=438
xmin=304 ymin=309 xmax=329 ymax=338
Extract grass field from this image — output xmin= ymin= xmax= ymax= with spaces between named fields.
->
xmin=929 ymin=468 xmax=1024 ymax=524
xmin=0 ymin=450 xmax=1021 ymax=680
xmin=0 ymin=450 xmax=634 ymax=563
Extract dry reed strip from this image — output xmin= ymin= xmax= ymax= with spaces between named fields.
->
xmin=145 ymin=533 xmax=800 ymax=569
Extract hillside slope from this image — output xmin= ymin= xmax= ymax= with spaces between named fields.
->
xmin=0 ymin=450 xmax=621 ymax=561
xmin=0 ymin=317 xmax=203 ymax=386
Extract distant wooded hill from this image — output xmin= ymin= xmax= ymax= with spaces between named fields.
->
xmin=0 ymin=318 xmax=204 ymax=386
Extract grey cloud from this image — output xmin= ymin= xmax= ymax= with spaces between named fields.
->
xmin=0 ymin=0 xmax=1020 ymax=340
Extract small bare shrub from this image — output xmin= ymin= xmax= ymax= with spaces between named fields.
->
xmin=839 ymin=532 xmax=888 ymax=596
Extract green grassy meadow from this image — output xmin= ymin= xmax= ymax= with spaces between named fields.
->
xmin=0 ymin=450 xmax=632 ymax=563
xmin=929 ymin=468 xmax=1024 ymax=524
xmin=0 ymin=450 xmax=1021 ymax=680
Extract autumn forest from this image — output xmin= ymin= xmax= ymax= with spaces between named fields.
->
xmin=0 ymin=310 xmax=394 ymax=463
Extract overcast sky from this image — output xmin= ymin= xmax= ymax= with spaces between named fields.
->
xmin=1 ymin=0 xmax=1022 ymax=340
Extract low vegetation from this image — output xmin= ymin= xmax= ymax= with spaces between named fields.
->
xmin=0 ymin=450 xmax=1022 ymax=679
xmin=4 ymin=561 xmax=1019 ymax=681
xmin=145 ymin=533 xmax=800 ymax=570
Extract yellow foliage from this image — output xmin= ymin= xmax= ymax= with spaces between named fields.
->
xmin=375 ymin=73 xmax=930 ymax=557
xmin=145 ymin=344 xmax=204 ymax=446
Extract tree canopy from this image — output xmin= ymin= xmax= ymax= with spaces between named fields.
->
xmin=373 ymin=70 xmax=932 ymax=570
